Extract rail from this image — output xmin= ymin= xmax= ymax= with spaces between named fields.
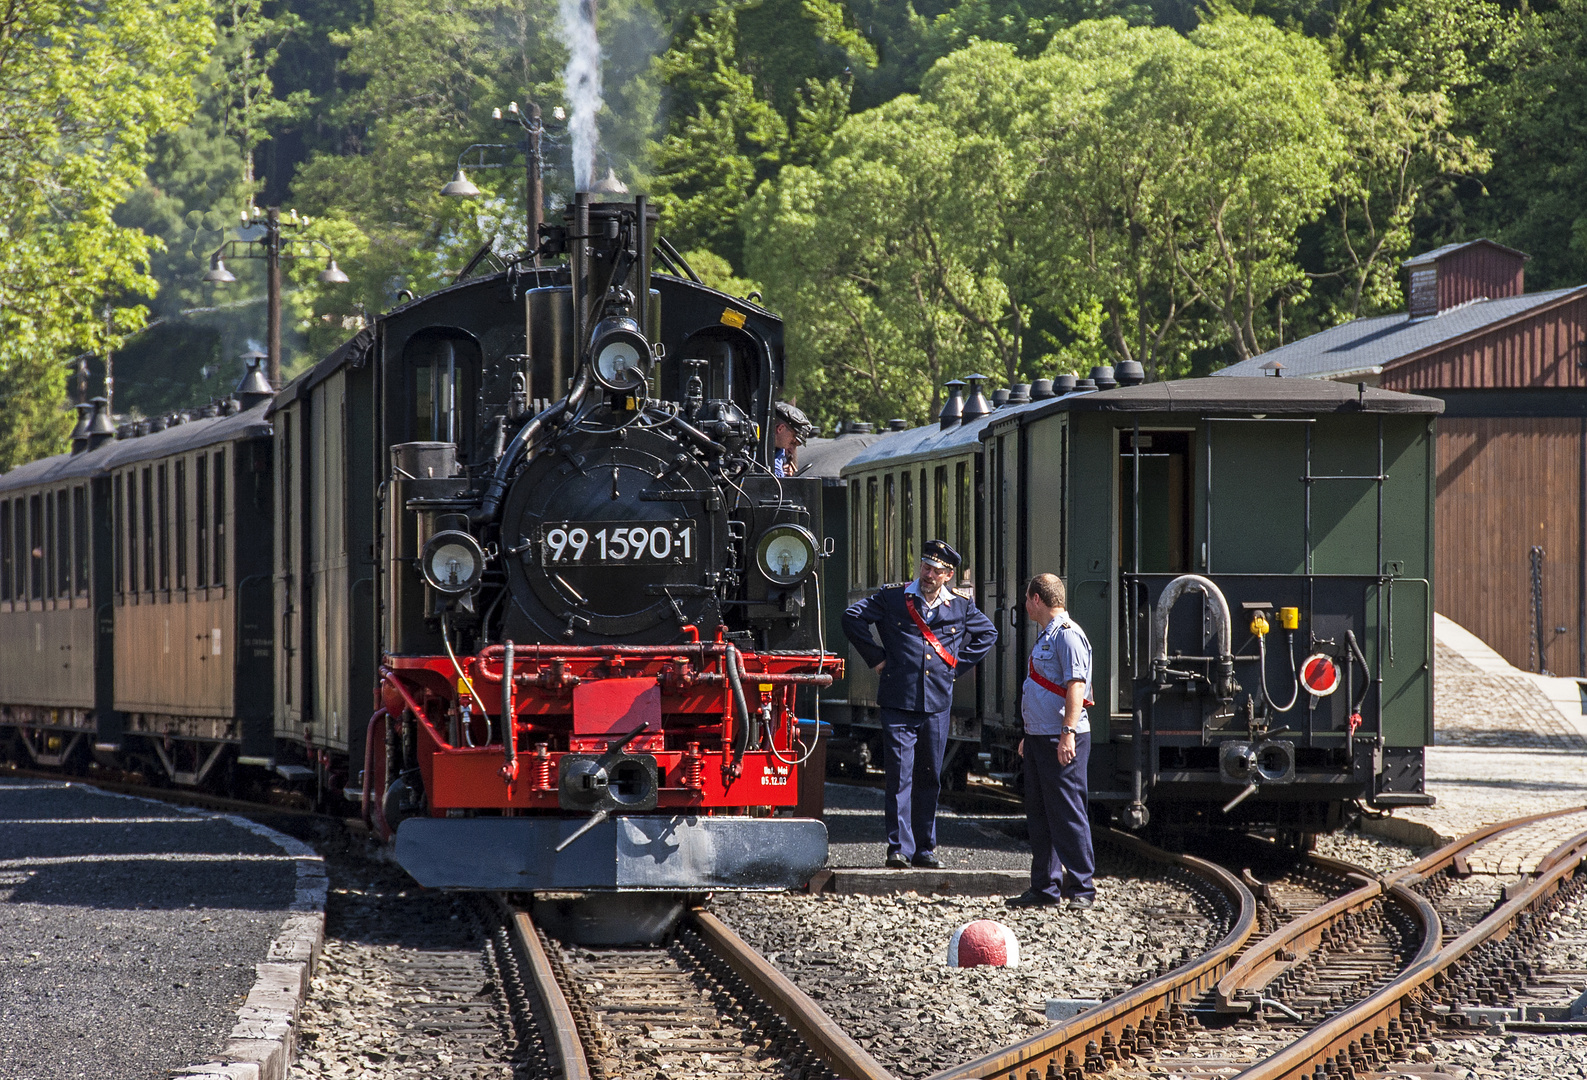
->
xmin=928 ymin=829 xmax=1257 ymax=1080
xmin=501 ymin=899 xmax=591 ymax=1080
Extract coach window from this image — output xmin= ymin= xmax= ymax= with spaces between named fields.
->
xmin=73 ymin=486 xmax=88 ymax=598
xmin=934 ymin=467 xmax=948 ymax=542
xmin=55 ymin=489 xmax=70 ymax=599
xmin=954 ymin=462 xmax=970 ymax=571
xmin=175 ymin=459 xmax=188 ymax=592
xmin=156 ymin=464 xmax=170 ymax=592
xmin=195 ymin=455 xmax=208 ymax=587
xmin=919 ymin=468 xmax=928 ymax=551
xmin=901 ymin=471 xmax=915 ymax=573
xmin=113 ymin=474 xmax=124 ymax=598
xmin=849 ymin=482 xmax=861 ymax=588
xmin=213 ymin=449 xmax=226 ymax=587
xmin=883 ymin=474 xmax=896 ymax=582
xmin=28 ymin=494 xmax=42 ymax=600
xmin=141 ymin=467 xmax=154 ymax=593
xmin=865 ymin=476 xmax=879 ymax=588
xmin=44 ymin=489 xmax=56 ymax=600
xmin=1 ymin=500 xmax=11 ymax=605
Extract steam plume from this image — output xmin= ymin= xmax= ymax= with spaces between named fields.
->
xmin=557 ymin=0 xmax=602 ymax=191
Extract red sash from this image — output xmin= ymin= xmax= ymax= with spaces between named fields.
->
xmin=905 ymin=595 xmax=956 ymax=669
xmin=1028 ymin=625 xmax=1096 ymax=708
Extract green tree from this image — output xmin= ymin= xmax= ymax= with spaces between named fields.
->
xmin=0 ymin=0 xmax=211 ymax=466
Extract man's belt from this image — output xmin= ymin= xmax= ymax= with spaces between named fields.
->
xmin=1028 ymin=657 xmax=1095 ymax=708
xmin=905 ymin=595 xmax=956 ymax=669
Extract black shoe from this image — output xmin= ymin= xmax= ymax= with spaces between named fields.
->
xmin=885 ymin=851 xmax=909 ymax=869
xmin=1004 ymin=890 xmax=1059 ymax=908
xmin=911 ymin=851 xmax=942 ymax=869
xmin=1066 ymin=895 xmax=1095 ymax=910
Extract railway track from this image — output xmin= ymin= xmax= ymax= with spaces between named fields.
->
xmin=922 ymin=807 xmax=1587 ymax=1080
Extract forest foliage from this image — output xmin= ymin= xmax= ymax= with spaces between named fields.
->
xmin=7 ymin=0 xmax=1587 ymax=461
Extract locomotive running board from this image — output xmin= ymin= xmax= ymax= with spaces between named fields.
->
xmin=394 ymin=814 xmax=828 ymax=891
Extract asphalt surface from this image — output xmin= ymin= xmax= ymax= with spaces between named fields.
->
xmin=0 ymin=779 xmax=301 ymax=1080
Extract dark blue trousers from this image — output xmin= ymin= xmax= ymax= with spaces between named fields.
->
xmin=880 ymin=707 xmax=950 ymax=858
xmin=1024 ymin=731 xmax=1095 ymax=900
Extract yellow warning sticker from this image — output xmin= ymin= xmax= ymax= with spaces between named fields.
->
xmin=759 ymin=684 xmax=773 ymax=692
xmin=720 ymin=308 xmax=747 ymax=329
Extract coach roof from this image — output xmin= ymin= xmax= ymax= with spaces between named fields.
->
xmin=1005 ymin=376 xmax=1444 ymax=426
xmin=0 ymin=400 xmax=272 ymax=495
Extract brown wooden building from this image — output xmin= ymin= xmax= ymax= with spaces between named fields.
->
xmin=1219 ymin=240 xmax=1587 ymax=676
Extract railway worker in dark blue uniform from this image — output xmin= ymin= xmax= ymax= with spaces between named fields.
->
xmin=842 ymin=540 xmax=997 ymax=869
xmin=772 ymin=401 xmax=816 ymax=477
xmin=1006 ymin=573 xmax=1097 ymax=909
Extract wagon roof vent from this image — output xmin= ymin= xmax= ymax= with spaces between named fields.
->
xmin=961 ymin=375 xmax=991 ymax=422
xmin=235 ymin=358 xmax=274 ymax=411
xmin=938 ymin=380 xmax=965 ymax=430
xmin=69 ymin=403 xmax=92 ymax=454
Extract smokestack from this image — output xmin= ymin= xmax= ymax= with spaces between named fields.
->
xmin=990 ymin=388 xmax=1010 ymax=409
xmin=938 ymin=380 xmax=965 ymax=430
xmin=1053 ymin=374 xmax=1076 ymax=395
xmin=1029 ymin=379 xmax=1055 ymax=400
xmin=887 ymin=418 xmax=908 ymax=431
xmin=961 ymin=375 xmax=991 ymax=422
xmin=69 ymin=403 xmax=92 ymax=455
xmin=1115 ymin=361 xmax=1146 ymax=387
xmin=1090 ymin=365 xmax=1117 ymax=390
xmin=1008 ymin=383 xmax=1031 ymax=404
xmin=87 ymin=398 xmax=116 ymax=450
xmin=236 ymin=359 xmax=274 ymax=411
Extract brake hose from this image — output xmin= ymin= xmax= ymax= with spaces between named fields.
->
xmin=1259 ymin=629 xmax=1300 ymax=713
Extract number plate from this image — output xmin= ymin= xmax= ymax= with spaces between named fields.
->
xmin=539 ymin=520 xmax=698 ymax=565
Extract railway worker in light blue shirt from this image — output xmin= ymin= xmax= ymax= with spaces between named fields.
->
xmin=1006 ymin=572 xmax=1097 ymax=909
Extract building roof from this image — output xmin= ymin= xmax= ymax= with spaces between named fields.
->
xmin=1401 ymin=238 xmax=1529 ymax=268
xmin=1213 ymin=287 xmax=1587 ymax=381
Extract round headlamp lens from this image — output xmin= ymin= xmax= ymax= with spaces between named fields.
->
xmin=755 ymin=524 xmax=817 ymax=587
xmin=420 ymin=530 xmax=485 ymax=593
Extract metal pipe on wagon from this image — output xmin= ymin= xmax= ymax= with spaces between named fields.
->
xmin=502 ymin=640 xmax=518 ymax=784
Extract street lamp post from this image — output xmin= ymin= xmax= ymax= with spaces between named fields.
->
xmin=441 ymin=100 xmax=551 ymax=261
xmin=203 ymin=205 xmax=349 ymax=388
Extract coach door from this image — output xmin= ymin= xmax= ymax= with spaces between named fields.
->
xmin=986 ymin=418 xmax=1026 ymax=729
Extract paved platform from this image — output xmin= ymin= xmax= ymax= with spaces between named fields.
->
xmin=0 ymin=779 xmax=325 ymax=1080
xmin=1364 ymin=615 xmax=1587 ymax=850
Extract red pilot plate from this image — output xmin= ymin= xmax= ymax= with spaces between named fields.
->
xmin=1301 ymin=653 xmax=1340 ymax=696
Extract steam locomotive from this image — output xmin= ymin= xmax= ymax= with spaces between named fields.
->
xmin=0 ymin=194 xmax=839 ymax=907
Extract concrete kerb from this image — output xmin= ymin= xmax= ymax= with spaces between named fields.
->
xmin=170 ymin=809 xmax=328 ymax=1080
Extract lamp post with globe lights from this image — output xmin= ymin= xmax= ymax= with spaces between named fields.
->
xmin=203 ymin=205 xmax=350 ymax=388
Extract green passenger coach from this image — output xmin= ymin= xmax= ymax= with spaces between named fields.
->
xmin=834 ymin=374 xmax=1442 ymax=842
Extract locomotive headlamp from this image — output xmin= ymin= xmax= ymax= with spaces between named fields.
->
xmin=420 ymin=530 xmax=486 ymax=594
xmin=755 ymin=524 xmax=818 ymax=587
xmin=589 ymin=316 xmax=652 ymax=393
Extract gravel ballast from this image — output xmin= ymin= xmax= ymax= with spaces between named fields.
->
xmin=714 ymin=863 xmax=1226 ymax=1078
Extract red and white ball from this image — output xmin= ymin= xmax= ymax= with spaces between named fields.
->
xmin=947 ymin=919 xmax=1020 ymax=968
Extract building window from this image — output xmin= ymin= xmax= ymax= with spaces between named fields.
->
xmin=196 ymin=455 xmax=208 ymax=587
xmin=73 ymin=486 xmax=88 ymax=596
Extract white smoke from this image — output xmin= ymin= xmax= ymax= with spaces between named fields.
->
xmin=557 ymin=0 xmax=602 ymax=191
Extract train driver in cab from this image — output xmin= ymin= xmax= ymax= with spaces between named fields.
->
xmin=772 ymin=401 xmax=816 ymax=477
xmin=842 ymin=540 xmax=997 ymax=869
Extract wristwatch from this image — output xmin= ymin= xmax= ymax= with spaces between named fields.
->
xmin=1060 ymin=726 xmax=1078 ymax=737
